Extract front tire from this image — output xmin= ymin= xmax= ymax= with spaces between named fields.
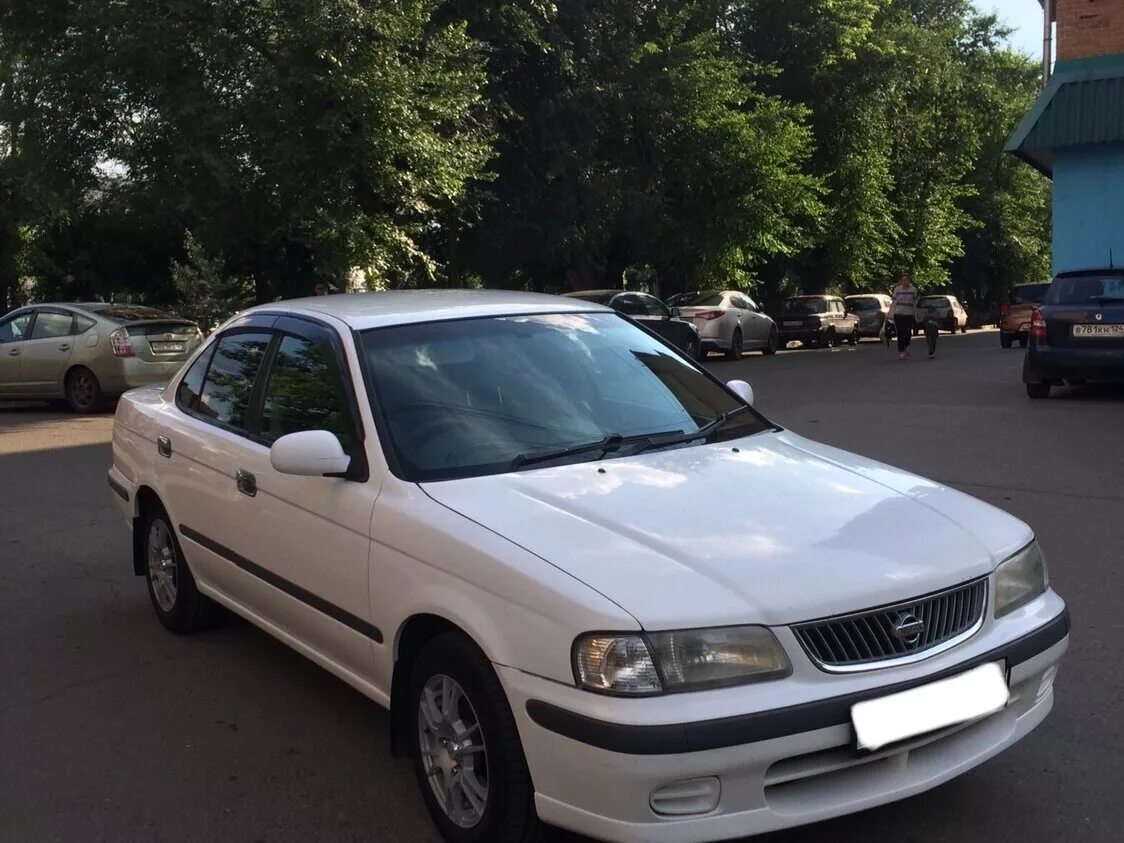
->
xmin=141 ymin=506 xmax=221 ymax=633
xmin=409 ymin=633 xmax=542 ymax=843
xmin=724 ymin=328 xmax=743 ymax=361
xmin=1026 ymin=382 xmax=1051 ymax=399
xmin=65 ymin=367 xmax=103 ymax=414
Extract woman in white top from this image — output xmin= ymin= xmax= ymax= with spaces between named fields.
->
xmin=890 ymin=275 xmax=918 ymax=359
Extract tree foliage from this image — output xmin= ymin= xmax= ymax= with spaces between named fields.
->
xmin=2 ymin=0 xmax=1051 ymax=318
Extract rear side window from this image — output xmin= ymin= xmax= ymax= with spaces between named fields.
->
xmin=260 ymin=335 xmax=353 ymax=446
xmin=176 ymin=346 xmax=215 ymax=411
xmin=196 ymin=332 xmax=272 ymax=429
xmin=75 ymin=315 xmax=97 ymax=333
xmin=0 ymin=312 xmax=31 ymax=342
xmin=613 ymin=295 xmax=646 ymax=316
xmin=640 ymin=295 xmax=669 ymax=318
xmin=31 ymin=312 xmax=75 ymax=339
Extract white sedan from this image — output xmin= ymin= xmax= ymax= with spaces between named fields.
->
xmin=109 ymin=291 xmax=1068 ymax=843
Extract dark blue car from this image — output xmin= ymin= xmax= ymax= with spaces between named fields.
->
xmin=1023 ymin=269 xmax=1124 ymax=398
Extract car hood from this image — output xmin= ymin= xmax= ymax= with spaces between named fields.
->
xmin=421 ymin=431 xmax=1032 ymax=630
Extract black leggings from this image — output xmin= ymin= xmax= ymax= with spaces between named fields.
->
xmin=894 ymin=315 xmax=915 ymax=352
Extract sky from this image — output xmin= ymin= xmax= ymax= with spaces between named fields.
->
xmin=975 ymin=0 xmax=1045 ymax=57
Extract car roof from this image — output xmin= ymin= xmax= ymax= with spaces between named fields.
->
xmin=788 ymin=294 xmax=838 ymax=300
xmin=844 ymin=293 xmax=887 ymax=298
xmin=247 ymin=289 xmax=610 ymax=330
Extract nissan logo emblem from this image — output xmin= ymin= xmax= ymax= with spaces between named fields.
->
xmin=892 ymin=611 xmax=926 ymax=646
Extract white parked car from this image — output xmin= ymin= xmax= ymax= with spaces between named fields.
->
xmin=109 ymin=291 xmax=1068 ymax=843
xmin=675 ymin=290 xmax=778 ymax=359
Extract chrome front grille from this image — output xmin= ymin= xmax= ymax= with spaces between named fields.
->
xmin=793 ymin=578 xmax=988 ymax=672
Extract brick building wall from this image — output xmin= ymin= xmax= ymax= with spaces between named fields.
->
xmin=1057 ymin=0 xmax=1124 ymax=60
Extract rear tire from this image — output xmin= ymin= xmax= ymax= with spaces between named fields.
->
xmin=65 ymin=367 xmax=103 ymax=414
xmin=762 ymin=327 xmax=778 ymax=356
xmin=1000 ymin=332 xmax=1013 ymax=349
xmin=409 ymin=633 xmax=543 ymax=843
xmin=1026 ymin=382 xmax=1051 ymax=399
xmin=724 ymin=329 xmax=743 ymax=361
xmin=141 ymin=505 xmax=221 ymax=633
xmin=1018 ymin=335 xmax=1028 ymax=349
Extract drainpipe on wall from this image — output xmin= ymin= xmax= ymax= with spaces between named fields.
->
xmin=1043 ymin=0 xmax=1053 ymax=86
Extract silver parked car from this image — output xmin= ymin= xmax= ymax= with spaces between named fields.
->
xmin=844 ymin=293 xmax=894 ymax=339
xmin=916 ymin=294 xmax=969 ymax=334
xmin=0 ymin=303 xmax=203 ymax=412
xmin=675 ymin=290 xmax=778 ymax=359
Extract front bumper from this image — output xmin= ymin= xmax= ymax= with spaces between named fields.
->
xmin=1024 ymin=344 xmax=1124 ymax=383
xmin=778 ymin=327 xmax=824 ymax=344
xmin=502 ymin=594 xmax=1068 ymax=843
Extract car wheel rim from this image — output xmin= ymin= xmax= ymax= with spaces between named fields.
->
xmin=72 ymin=374 xmax=94 ymax=407
xmin=418 ymin=674 xmax=489 ymax=829
xmin=147 ymin=520 xmax=178 ymax=612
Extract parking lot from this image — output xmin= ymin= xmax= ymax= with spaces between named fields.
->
xmin=1 ymin=329 xmax=1120 ymax=843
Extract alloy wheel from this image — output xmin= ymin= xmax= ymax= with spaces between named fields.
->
xmin=147 ymin=519 xmax=178 ymax=612
xmin=418 ymin=674 xmax=490 ymax=828
xmin=71 ymin=373 xmax=95 ymax=409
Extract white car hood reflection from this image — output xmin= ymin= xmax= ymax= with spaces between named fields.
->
xmin=421 ymin=431 xmax=1032 ymax=629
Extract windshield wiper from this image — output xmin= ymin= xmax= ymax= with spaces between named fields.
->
xmin=630 ymin=405 xmax=752 ymax=455
xmin=510 ymin=428 xmax=690 ymax=471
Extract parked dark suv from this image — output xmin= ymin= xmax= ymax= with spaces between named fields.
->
xmin=1023 ymin=269 xmax=1124 ymax=398
xmin=779 ymin=295 xmax=860 ymax=348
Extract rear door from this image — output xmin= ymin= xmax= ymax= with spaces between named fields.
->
xmin=19 ymin=308 xmax=76 ymax=394
xmin=0 ymin=310 xmax=33 ymax=393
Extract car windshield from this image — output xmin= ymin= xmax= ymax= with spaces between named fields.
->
xmin=845 ymin=298 xmax=880 ymax=311
xmin=360 ymin=312 xmax=770 ymax=481
xmin=85 ymin=304 xmax=176 ymax=322
xmin=1012 ymin=284 xmax=1050 ymax=305
xmin=680 ymin=291 xmax=725 ymax=307
xmin=1046 ymin=275 xmax=1124 ymax=304
xmin=783 ymin=299 xmax=827 ymax=315
xmin=918 ymin=297 xmax=949 ymax=308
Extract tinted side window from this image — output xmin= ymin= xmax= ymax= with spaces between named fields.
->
xmin=197 ymin=332 xmax=272 ymax=429
xmin=614 ymin=295 xmax=646 ymax=316
xmin=30 ymin=311 xmax=74 ymax=339
xmin=640 ymin=295 xmax=669 ymax=318
xmin=0 ymin=313 xmax=31 ymax=343
xmin=75 ymin=315 xmax=97 ymax=333
xmin=176 ymin=346 xmax=215 ymax=411
xmin=260 ymin=335 xmax=353 ymax=445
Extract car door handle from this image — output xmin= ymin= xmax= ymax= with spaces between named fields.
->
xmin=157 ymin=436 xmax=172 ymax=458
xmin=6 ymin=348 xmax=17 ymax=356
xmin=57 ymin=343 xmax=71 ymax=351
xmin=235 ymin=469 xmax=257 ymax=497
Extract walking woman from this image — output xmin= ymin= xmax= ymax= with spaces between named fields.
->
xmin=890 ymin=274 xmax=918 ymax=359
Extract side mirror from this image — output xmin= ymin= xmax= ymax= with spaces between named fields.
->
xmin=270 ymin=430 xmax=351 ymax=477
xmin=670 ymin=307 xmax=681 ymax=318
xmin=726 ymin=379 xmax=754 ymax=406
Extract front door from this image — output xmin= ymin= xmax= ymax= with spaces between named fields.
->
xmin=0 ymin=310 xmax=33 ymax=394
xmin=19 ymin=309 xmax=76 ymax=394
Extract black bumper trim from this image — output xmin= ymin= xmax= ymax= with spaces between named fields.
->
xmin=178 ymin=524 xmax=383 ymax=644
xmin=107 ymin=475 xmax=129 ymax=502
xmin=526 ymin=609 xmax=1069 ymax=755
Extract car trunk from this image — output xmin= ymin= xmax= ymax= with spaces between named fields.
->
xmin=122 ymin=320 xmax=202 ymax=362
xmin=1044 ymin=303 xmax=1124 ymax=349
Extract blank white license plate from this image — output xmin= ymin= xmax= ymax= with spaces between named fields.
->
xmin=851 ymin=662 xmax=1009 ymax=751
xmin=150 ymin=341 xmax=186 ymax=352
xmin=1072 ymin=323 xmax=1124 ymax=337
xmin=783 ymin=320 xmax=802 ymax=327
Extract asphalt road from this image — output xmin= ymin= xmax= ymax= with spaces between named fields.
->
xmin=1 ymin=329 xmax=1121 ymax=843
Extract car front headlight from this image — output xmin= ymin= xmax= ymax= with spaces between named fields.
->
xmin=573 ymin=626 xmax=790 ymax=696
xmin=995 ymin=541 xmax=1049 ymax=618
